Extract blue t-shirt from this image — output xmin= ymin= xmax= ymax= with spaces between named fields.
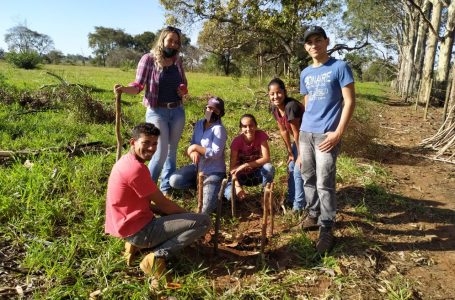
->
xmin=299 ymin=58 xmax=354 ymax=133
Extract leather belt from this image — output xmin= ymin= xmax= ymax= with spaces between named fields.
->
xmin=157 ymin=101 xmax=182 ymax=109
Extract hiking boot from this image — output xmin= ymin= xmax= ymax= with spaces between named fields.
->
xmin=301 ymin=215 xmax=319 ymax=230
xmin=316 ymin=227 xmax=335 ymax=254
xmin=140 ymin=253 xmax=167 ymax=278
xmin=124 ymin=241 xmax=138 ymax=267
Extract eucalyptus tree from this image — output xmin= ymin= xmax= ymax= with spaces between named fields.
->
xmin=436 ymin=0 xmax=455 ymax=83
xmin=418 ymin=0 xmax=442 ymax=106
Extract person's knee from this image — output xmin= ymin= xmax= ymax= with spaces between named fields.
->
xmin=169 ymin=174 xmax=184 ymax=189
xmin=196 ymin=213 xmax=212 ymax=229
xmin=263 ymin=163 xmax=275 ymax=178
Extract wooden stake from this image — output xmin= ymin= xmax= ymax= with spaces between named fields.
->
xmin=115 ymin=92 xmax=122 ymax=161
xmin=443 ymin=81 xmax=452 ymax=123
xmin=214 ymin=178 xmax=228 ymax=255
xmin=260 ymin=182 xmax=271 ymax=255
xmin=423 ymin=78 xmax=433 ymax=120
xmin=197 ymin=172 xmax=204 ymax=213
xmin=230 ymin=177 xmax=237 ymax=217
xmin=268 ymin=182 xmax=274 ymax=237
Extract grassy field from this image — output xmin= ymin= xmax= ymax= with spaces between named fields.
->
xmin=0 ymin=61 xmax=394 ymax=298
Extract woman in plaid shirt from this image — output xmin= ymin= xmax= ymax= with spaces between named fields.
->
xmin=114 ymin=26 xmax=188 ymax=197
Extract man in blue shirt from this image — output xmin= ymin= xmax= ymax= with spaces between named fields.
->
xmin=299 ymin=26 xmax=356 ymax=253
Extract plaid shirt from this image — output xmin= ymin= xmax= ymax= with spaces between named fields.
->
xmin=129 ymin=53 xmax=187 ymax=108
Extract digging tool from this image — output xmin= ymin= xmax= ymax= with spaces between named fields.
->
xmin=214 ymin=178 xmax=228 ymax=255
xmin=115 ymin=92 xmax=122 ymax=161
xmin=197 ymin=172 xmax=204 ymax=213
xmin=260 ymin=182 xmax=271 ymax=255
xmin=230 ymin=176 xmax=237 ymax=217
xmin=268 ymin=182 xmax=275 ymax=236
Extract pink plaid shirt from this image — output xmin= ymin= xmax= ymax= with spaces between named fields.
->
xmin=129 ymin=53 xmax=187 ymax=108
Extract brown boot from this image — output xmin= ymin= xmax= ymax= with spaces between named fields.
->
xmin=301 ymin=215 xmax=319 ymax=231
xmin=316 ymin=227 xmax=335 ymax=254
xmin=140 ymin=253 xmax=167 ymax=278
xmin=124 ymin=242 xmax=138 ymax=267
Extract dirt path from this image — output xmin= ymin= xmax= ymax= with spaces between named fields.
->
xmin=364 ymin=100 xmax=455 ymax=299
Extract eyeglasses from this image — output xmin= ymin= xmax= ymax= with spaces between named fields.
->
xmin=166 ymin=26 xmax=182 ymax=34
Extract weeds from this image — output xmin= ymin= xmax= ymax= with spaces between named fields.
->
xmin=288 ymin=233 xmax=319 ymax=268
xmin=0 ymin=62 xmax=404 ymax=298
xmin=379 ymin=275 xmax=414 ymax=300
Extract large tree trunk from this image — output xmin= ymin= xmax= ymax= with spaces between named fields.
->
xmin=401 ymin=4 xmax=419 ymax=100
xmin=436 ymin=0 xmax=455 ymax=83
xmin=418 ymin=0 xmax=442 ymax=105
xmin=413 ymin=0 xmax=431 ymax=94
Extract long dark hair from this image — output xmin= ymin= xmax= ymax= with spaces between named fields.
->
xmin=268 ymin=77 xmax=288 ymax=98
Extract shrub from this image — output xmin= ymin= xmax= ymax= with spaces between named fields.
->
xmin=5 ymin=50 xmax=42 ymax=69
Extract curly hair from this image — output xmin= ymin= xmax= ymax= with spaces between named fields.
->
xmin=151 ymin=27 xmax=182 ymax=69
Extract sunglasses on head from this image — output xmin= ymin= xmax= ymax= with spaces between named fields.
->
xmin=166 ymin=26 xmax=181 ymax=34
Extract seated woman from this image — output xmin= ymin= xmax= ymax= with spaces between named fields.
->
xmin=224 ymin=114 xmax=275 ymax=200
xmin=169 ymin=97 xmax=227 ymax=214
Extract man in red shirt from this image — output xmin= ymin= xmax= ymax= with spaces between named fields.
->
xmin=105 ymin=123 xmax=210 ymax=278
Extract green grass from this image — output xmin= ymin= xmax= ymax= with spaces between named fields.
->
xmin=0 ymin=60 xmax=396 ymax=298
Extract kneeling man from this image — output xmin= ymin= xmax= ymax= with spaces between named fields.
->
xmin=105 ymin=123 xmax=210 ymax=278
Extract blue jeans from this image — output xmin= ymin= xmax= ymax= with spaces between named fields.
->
xmin=299 ymin=132 xmax=340 ymax=228
xmin=125 ymin=213 xmax=210 ymax=259
xmin=288 ymin=143 xmax=306 ymax=210
xmin=224 ymin=163 xmax=275 ymax=199
xmin=169 ymin=164 xmax=225 ymax=215
xmin=146 ymin=106 xmax=185 ymax=193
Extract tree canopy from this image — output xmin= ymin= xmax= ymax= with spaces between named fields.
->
xmin=5 ymin=25 xmax=54 ymax=55
xmin=160 ymin=0 xmax=339 ymax=76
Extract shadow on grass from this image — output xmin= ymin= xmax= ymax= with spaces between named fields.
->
xmin=336 ymin=185 xmax=455 ymax=253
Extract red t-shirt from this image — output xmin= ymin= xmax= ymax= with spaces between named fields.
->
xmin=105 ymin=152 xmax=157 ymax=238
xmin=231 ymin=130 xmax=269 ymax=167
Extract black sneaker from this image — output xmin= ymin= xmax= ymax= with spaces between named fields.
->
xmin=316 ymin=226 xmax=335 ymax=254
xmin=300 ymin=215 xmax=319 ymax=231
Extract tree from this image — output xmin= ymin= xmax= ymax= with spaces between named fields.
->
xmin=418 ymin=0 xmax=442 ymax=106
xmin=45 ymin=50 xmax=65 ymax=64
xmin=4 ymin=25 xmax=54 ymax=55
xmin=88 ymin=26 xmax=134 ymax=66
xmin=198 ymin=20 xmax=250 ymax=75
xmin=133 ymin=31 xmax=156 ymax=53
xmin=106 ymin=48 xmax=142 ymax=68
xmin=5 ymin=51 xmax=42 ymax=69
xmin=160 ymin=0 xmax=336 ymax=76
xmin=183 ymin=44 xmax=204 ymax=71
xmin=344 ymin=52 xmax=367 ymax=81
xmin=436 ymin=0 xmax=455 ymax=83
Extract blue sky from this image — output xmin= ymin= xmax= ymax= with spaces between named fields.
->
xmin=0 ymin=0 xmax=199 ymax=56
